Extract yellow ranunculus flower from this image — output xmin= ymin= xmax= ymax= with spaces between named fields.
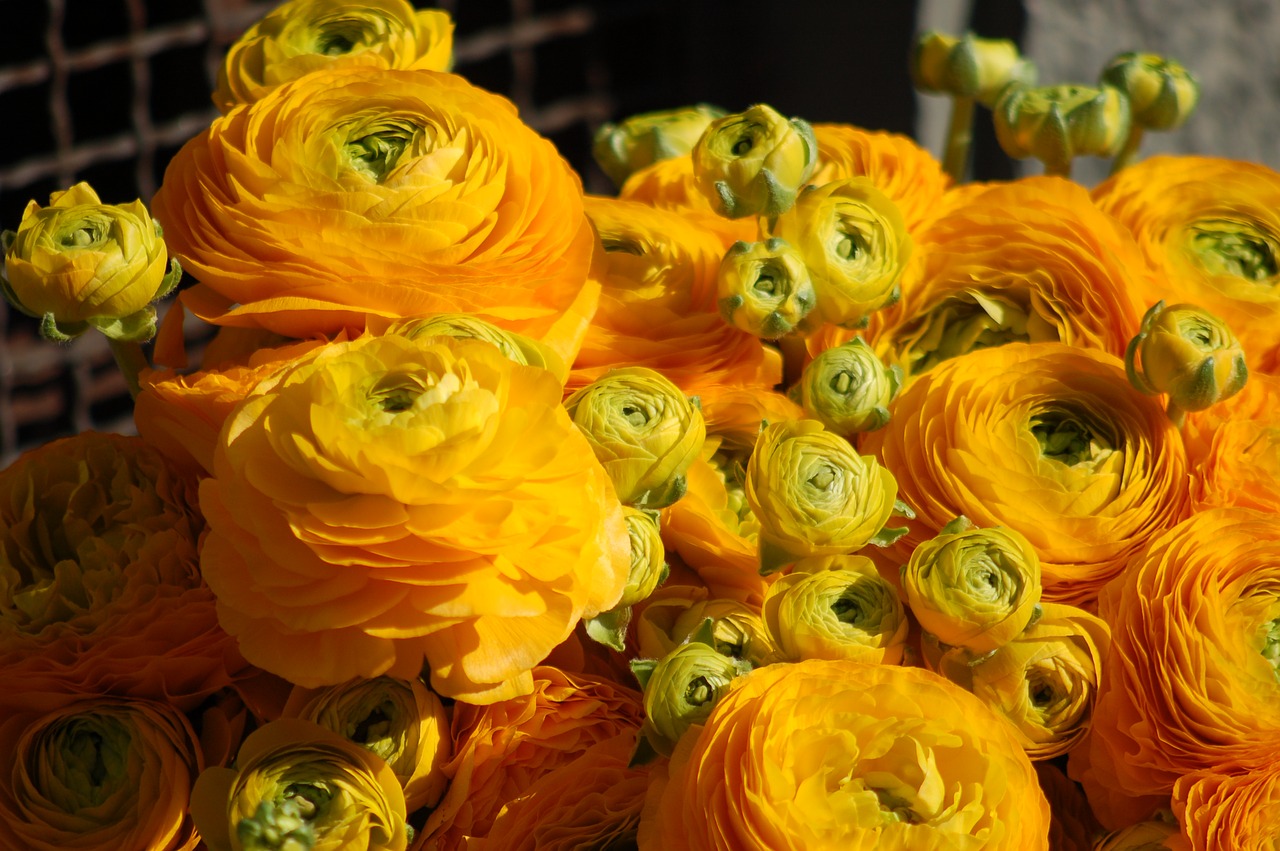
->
xmin=931 ymin=602 xmax=1108 ymax=761
xmin=1101 ymin=52 xmax=1199 ymax=131
xmin=213 ymin=0 xmax=453 ymax=112
xmin=281 ymin=676 xmax=450 ymax=812
xmin=617 ymin=507 xmax=668 ymax=608
xmin=798 ymin=336 xmax=901 ymax=437
xmin=2 ymin=182 xmax=179 ymax=341
xmin=746 ymin=419 xmax=901 ymax=574
xmin=692 ymin=104 xmax=818 ymax=219
xmin=385 ymin=313 xmax=568 ymax=384
xmin=716 ymin=238 xmax=817 ymax=339
xmin=197 ymin=333 xmax=630 ymax=704
xmin=564 ymin=366 xmax=706 ymax=508
xmin=770 ymin=177 xmax=912 ymax=328
xmin=902 ymin=517 xmax=1042 ymax=656
xmin=911 ymin=31 xmax=1036 ymax=106
xmin=994 ymin=84 xmax=1130 ymax=174
xmin=761 ymin=554 xmax=909 ymax=664
xmin=618 ymin=156 xmax=760 ymax=245
xmin=1174 ymin=767 xmax=1280 ymax=851
xmin=593 ymin=104 xmax=725 ymax=187
xmin=154 ymin=67 xmax=597 ymax=359
xmin=190 ymin=718 xmax=407 ymax=851
xmin=1125 ymin=301 xmax=1248 ymax=419
xmin=638 ymin=659 xmax=1050 ymax=850
xmin=634 ymin=585 xmax=775 ymax=667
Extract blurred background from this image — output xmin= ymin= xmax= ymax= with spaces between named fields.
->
xmin=0 ymin=0 xmax=1276 ymax=462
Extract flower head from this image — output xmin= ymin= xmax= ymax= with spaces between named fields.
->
xmin=692 ymin=104 xmax=818 ymax=219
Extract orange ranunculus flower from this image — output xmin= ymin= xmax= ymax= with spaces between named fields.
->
xmin=638 ymin=659 xmax=1049 ymax=850
xmin=1092 ymin=155 xmax=1280 ymax=372
xmin=153 ymin=67 xmax=598 ymax=361
xmin=1182 ymin=371 xmax=1280 ymax=513
xmin=418 ymin=666 xmax=643 ymax=850
xmin=810 ymin=123 xmax=952 ymax=236
xmin=0 ymin=432 xmax=243 ymax=708
xmin=1173 ymin=767 xmax=1280 ymax=851
xmin=0 ymin=693 xmax=202 ymax=851
xmin=569 ymin=196 xmax=781 ymax=396
xmin=866 ymin=342 xmax=1190 ymax=606
xmin=865 ymin=177 xmax=1149 ymax=382
xmin=1071 ymin=507 xmax=1280 ymax=829
xmin=197 ymin=333 xmax=630 ymax=704
xmin=213 ymin=0 xmax=453 ymax=113
xmin=467 ymin=732 xmax=653 ymax=851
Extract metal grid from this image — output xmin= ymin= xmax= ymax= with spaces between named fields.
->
xmin=0 ymin=0 xmax=662 ymax=465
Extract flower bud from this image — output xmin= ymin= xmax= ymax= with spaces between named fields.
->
xmin=745 ymin=418 xmax=906 ymax=575
xmin=564 ymin=367 xmax=706 ymax=508
xmin=1101 ymin=52 xmax=1199 ymax=131
xmin=769 ymin=177 xmax=911 ymax=328
xmin=692 ymin=104 xmax=818 ymax=219
xmin=903 ymin=516 xmax=1043 ymax=656
xmin=635 ymin=588 xmax=776 ymax=668
xmin=798 ymin=337 xmax=901 ymax=436
xmin=716 ymin=238 xmax=816 ymax=338
xmin=1 ymin=182 xmax=180 ymax=342
xmin=616 ymin=507 xmax=668 ymax=608
xmin=994 ymin=84 xmax=1130 ymax=174
xmin=593 ymin=104 xmax=726 ymax=187
xmin=762 ymin=554 xmax=909 ymax=664
xmin=387 ymin=313 xmax=568 ymax=383
xmin=1125 ymin=300 xmax=1248 ymax=413
xmin=911 ymin=30 xmax=1037 ymax=107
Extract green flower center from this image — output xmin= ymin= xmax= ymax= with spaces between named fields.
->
xmin=684 ymin=675 xmax=713 ymax=707
xmin=896 ymin=293 xmax=1058 ymax=378
xmin=43 ymin=715 xmax=131 ymax=810
xmin=1189 ymin=219 xmax=1280 ymax=282
xmin=1262 ymin=617 xmax=1280 ymax=675
xmin=237 ymin=799 xmax=317 ymax=851
xmin=341 ymin=118 xmax=426 ymax=183
xmin=369 ymin=371 xmax=430 ymax=413
xmin=873 ymin=788 xmax=921 ymax=824
xmin=349 ymin=700 xmax=396 ymax=758
xmin=1030 ymin=408 xmax=1116 ymax=469
xmin=55 ymin=213 xmax=111 ymax=250
xmin=312 ymin=15 xmax=377 ymax=56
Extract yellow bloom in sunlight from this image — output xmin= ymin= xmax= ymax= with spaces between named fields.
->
xmin=638 ymin=659 xmax=1049 ymax=850
xmin=213 ymin=0 xmax=453 ymax=112
xmin=198 ymin=333 xmax=629 ymax=704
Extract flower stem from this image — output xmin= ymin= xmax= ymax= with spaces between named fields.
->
xmin=942 ymin=96 xmax=976 ymax=183
xmin=1165 ymin=398 xmax=1187 ymax=429
xmin=1110 ymin=125 xmax=1145 ymax=175
xmin=108 ymin=338 xmax=149 ymax=398
xmin=1043 ymin=160 xmax=1073 ymax=179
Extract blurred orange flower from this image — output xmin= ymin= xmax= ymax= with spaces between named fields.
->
xmin=1174 ymin=767 xmax=1280 ymax=851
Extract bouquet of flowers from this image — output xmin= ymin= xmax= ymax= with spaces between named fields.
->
xmin=2 ymin=2 xmax=1277 ymax=849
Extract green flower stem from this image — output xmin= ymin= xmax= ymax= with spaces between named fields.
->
xmin=108 ymin=338 xmax=149 ymax=398
xmin=1043 ymin=160 xmax=1073 ymax=179
xmin=1110 ymin=124 xmax=1146 ymax=175
xmin=1165 ymin=397 xmax=1188 ymax=429
xmin=943 ymin=95 xmax=976 ymax=182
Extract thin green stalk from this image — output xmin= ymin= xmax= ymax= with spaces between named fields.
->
xmin=1110 ymin=125 xmax=1146 ymax=175
xmin=108 ymin=338 xmax=149 ymax=398
xmin=942 ymin=95 xmax=976 ymax=182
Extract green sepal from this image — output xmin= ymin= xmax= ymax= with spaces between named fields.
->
xmin=39 ymin=312 xmax=85 ymax=342
xmin=0 ymin=229 xmax=15 ymax=254
xmin=630 ymin=658 xmax=658 ymax=691
xmin=156 ymin=257 xmax=182 ymax=300
xmin=758 ymin=538 xmax=798 ymax=576
xmin=893 ymin=499 xmax=917 ymax=520
xmin=867 ymin=523 xmax=910 ymax=548
xmin=634 ymin=474 xmax=687 ymax=509
xmin=939 ymin=515 xmax=974 ymax=536
xmin=628 ymin=730 xmax=663 ymax=768
xmin=89 ymin=305 xmax=158 ymax=343
xmin=585 ymin=606 xmax=632 ymax=652
xmin=690 ymin=617 xmax=718 ymax=648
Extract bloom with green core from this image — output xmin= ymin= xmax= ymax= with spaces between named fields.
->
xmin=593 ymin=104 xmax=725 ymax=187
xmin=386 ymin=313 xmax=568 ymax=384
xmin=692 ymin=104 xmax=818 ymax=219
xmin=717 ymin=238 xmax=817 ymax=339
xmin=911 ymin=31 xmax=1036 ymax=107
xmin=994 ymin=84 xmax=1130 ymax=176
xmin=798 ymin=337 xmax=901 ymax=437
xmin=564 ymin=367 xmax=706 ymax=508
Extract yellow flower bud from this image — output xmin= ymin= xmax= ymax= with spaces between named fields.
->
xmin=564 ymin=367 xmax=706 ymax=508
xmin=762 ymin=554 xmax=909 ymax=664
xmin=592 ymin=104 xmax=726 ymax=187
xmin=692 ymin=104 xmax=818 ymax=219
xmin=2 ymin=182 xmax=179 ymax=342
xmin=1101 ymin=52 xmax=1199 ymax=131
xmin=387 ymin=313 xmax=568 ymax=384
xmin=799 ymin=337 xmax=901 ymax=437
xmin=903 ymin=517 xmax=1043 ymax=656
xmin=994 ymin=84 xmax=1131 ymax=175
xmin=769 ymin=177 xmax=911 ymax=328
xmin=911 ymin=31 xmax=1037 ymax=107
xmin=745 ymin=418 xmax=904 ymax=575
xmin=616 ymin=507 xmax=667 ymax=608
xmin=1126 ymin=301 xmax=1248 ymax=415
xmin=716 ymin=238 xmax=816 ymax=339
xmin=636 ymin=588 xmax=776 ymax=667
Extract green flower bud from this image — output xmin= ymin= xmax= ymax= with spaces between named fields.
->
xmin=564 ymin=367 xmax=706 ymax=508
xmin=617 ymin=507 xmax=668 ymax=608
xmin=994 ymin=84 xmax=1130 ymax=175
xmin=387 ymin=313 xmax=568 ymax=383
xmin=593 ymin=104 xmax=726 ymax=187
xmin=716 ymin=238 xmax=816 ymax=339
xmin=692 ymin=104 xmax=818 ymax=219
xmin=799 ymin=337 xmax=901 ymax=436
xmin=1101 ymin=52 xmax=1199 ymax=131
xmin=911 ymin=30 xmax=1037 ymax=107
xmin=1125 ymin=300 xmax=1248 ymax=417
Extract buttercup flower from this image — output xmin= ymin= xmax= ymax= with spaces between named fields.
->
xmin=2 ymin=182 xmax=179 ymax=341
xmin=1072 ymin=507 xmax=1280 ymax=829
xmin=564 ymin=366 xmax=706 ymax=508
xmin=902 ymin=517 xmax=1042 ymax=656
xmin=994 ymin=84 xmax=1130 ymax=175
xmin=798 ymin=337 xmax=901 ymax=437
xmin=387 ymin=314 xmax=568 ymax=384
xmin=1092 ymin=155 xmax=1280 ymax=370
xmin=593 ymin=104 xmax=725 ymax=187
xmin=716 ymin=238 xmax=817 ymax=339
xmin=1174 ymin=767 xmax=1280 ymax=851
xmin=282 ymin=676 xmax=451 ymax=812
xmin=191 ymin=718 xmax=407 ymax=851
xmin=761 ymin=554 xmax=909 ymax=664
xmin=0 ymin=695 xmax=202 ymax=851
xmin=692 ymin=104 xmax=818 ymax=218
xmin=154 ymin=67 xmax=598 ymax=358
xmin=865 ymin=343 xmax=1189 ymax=606
xmin=198 ymin=333 xmax=630 ymax=703
xmin=770 ymin=177 xmax=912 ymax=328
xmin=746 ymin=418 xmax=901 ymax=574
xmin=638 ymin=659 xmax=1050 ymax=850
